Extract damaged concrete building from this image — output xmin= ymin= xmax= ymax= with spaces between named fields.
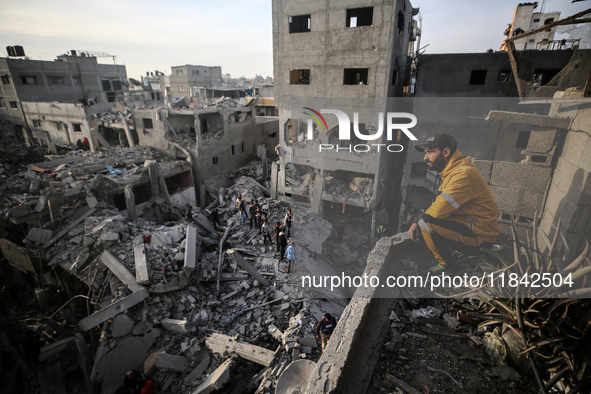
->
xmin=168 ymin=65 xmax=223 ymax=103
xmin=0 ymin=49 xmax=127 ymax=144
xmin=270 ymin=0 xmax=419 ymax=243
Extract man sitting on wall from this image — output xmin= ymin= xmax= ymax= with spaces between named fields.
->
xmin=408 ymin=133 xmax=500 ymax=272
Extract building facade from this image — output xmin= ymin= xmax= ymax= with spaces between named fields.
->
xmin=271 ymin=0 xmax=418 ymax=241
xmin=168 ymin=65 xmax=222 ymax=102
xmin=501 ymin=3 xmax=561 ymax=51
xmin=0 ymin=50 xmax=127 ymax=142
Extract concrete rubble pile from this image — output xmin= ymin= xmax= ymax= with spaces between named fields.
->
xmin=0 ymin=145 xmax=342 ymax=393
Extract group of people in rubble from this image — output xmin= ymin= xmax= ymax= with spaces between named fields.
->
xmin=235 ymin=195 xmax=297 ymax=273
xmin=115 ymin=370 xmax=154 ymax=394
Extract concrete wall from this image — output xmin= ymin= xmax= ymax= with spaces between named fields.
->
xmin=131 ymin=108 xmax=171 ymax=151
xmin=540 ymin=94 xmax=591 ymax=259
xmin=196 ymin=108 xmax=279 ymax=180
xmin=22 ymin=102 xmax=89 ymax=146
xmin=0 ymin=56 xmax=127 ymax=104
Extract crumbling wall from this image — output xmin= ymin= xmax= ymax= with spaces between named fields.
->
xmin=539 ymin=93 xmax=591 ymax=259
xmin=132 ymin=108 xmax=170 ymax=151
xmin=305 ymin=235 xmax=412 ymax=393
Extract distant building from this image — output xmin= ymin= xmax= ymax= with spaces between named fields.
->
xmin=0 ymin=49 xmax=127 ymax=144
xmin=168 ymin=65 xmax=222 ymax=102
xmin=500 ymin=3 xmax=561 ymax=51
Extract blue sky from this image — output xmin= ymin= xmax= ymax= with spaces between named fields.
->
xmin=0 ymin=0 xmax=588 ymax=80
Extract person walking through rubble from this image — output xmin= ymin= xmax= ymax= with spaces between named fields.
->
xmin=409 ymin=133 xmax=500 ymax=273
xmin=210 ymin=208 xmax=221 ymax=230
xmin=316 ymin=313 xmax=337 ymax=350
xmin=284 ymin=209 xmax=292 ymax=238
xmin=249 ymin=201 xmax=257 ymax=229
xmin=285 ymin=241 xmax=297 ymax=273
xmin=274 ymin=222 xmax=282 ymax=253
xmin=238 ymin=196 xmax=247 ymax=223
xmin=278 ymin=226 xmax=288 ymax=261
xmin=262 ymin=219 xmax=273 ymax=247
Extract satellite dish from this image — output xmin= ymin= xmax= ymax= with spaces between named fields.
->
xmin=129 ymin=78 xmax=141 ymax=86
xmin=275 ymin=359 xmax=316 ymax=394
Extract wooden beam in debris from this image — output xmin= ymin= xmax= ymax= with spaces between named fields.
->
xmin=505 ymin=41 xmax=525 ymax=100
xmin=227 ymin=249 xmax=270 ymax=287
xmin=184 ymin=225 xmax=197 ymax=275
xmin=99 ymin=250 xmax=143 ymax=292
xmin=134 ymin=241 xmax=149 ymax=283
xmin=505 ymin=8 xmax=591 ymax=44
xmin=79 ymin=288 xmax=149 ymax=331
xmin=205 ymin=333 xmax=275 ymax=367
xmin=44 ymin=208 xmax=96 ymax=249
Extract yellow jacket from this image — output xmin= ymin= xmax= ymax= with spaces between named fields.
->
xmin=425 ymin=150 xmax=500 ymax=240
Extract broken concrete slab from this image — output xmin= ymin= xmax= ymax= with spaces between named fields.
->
xmin=44 ymin=208 xmax=96 ymax=249
xmin=227 ymin=249 xmax=270 ymax=287
xmin=110 ymin=314 xmax=134 ymax=338
xmin=26 ymin=227 xmax=54 ymax=244
xmin=191 ymin=357 xmax=234 ymax=394
xmin=79 ymin=288 xmax=149 ymax=331
xmin=99 ymin=250 xmax=142 ymax=292
xmin=184 ymin=225 xmax=197 ymax=275
xmin=134 ymin=241 xmax=149 ymax=284
xmin=155 ymin=352 xmax=190 ymax=373
xmin=184 ymin=350 xmax=211 ymax=385
xmin=92 ymin=328 xmax=160 ymax=394
xmin=160 ymin=318 xmax=189 ymax=334
xmin=205 ymin=333 xmax=275 ymax=367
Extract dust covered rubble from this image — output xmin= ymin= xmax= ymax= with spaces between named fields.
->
xmin=34 ymin=193 xmax=323 ymax=393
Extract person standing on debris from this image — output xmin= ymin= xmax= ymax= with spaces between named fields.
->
xmin=210 ymin=208 xmax=221 ymax=230
xmin=336 ymin=220 xmax=345 ymax=242
xmin=123 ymin=370 xmax=143 ymax=393
xmin=185 ymin=205 xmax=194 ymax=224
xmin=316 ymin=313 xmax=337 ymax=350
xmin=238 ymin=196 xmax=247 ymax=223
xmin=249 ymin=201 xmax=257 ymax=229
xmin=255 ymin=206 xmax=264 ymax=232
xmin=278 ymin=226 xmax=288 ymax=261
xmin=285 ymin=241 xmax=297 ymax=273
xmin=262 ymin=219 xmax=273 ymax=247
xmin=409 ymin=133 xmax=500 ymax=273
xmin=284 ymin=209 xmax=293 ymax=238
xmin=140 ymin=379 xmax=154 ymax=394
xmin=274 ymin=222 xmax=282 ymax=253
xmin=82 ymin=137 xmax=90 ymax=151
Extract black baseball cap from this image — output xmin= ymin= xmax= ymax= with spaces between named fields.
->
xmin=415 ymin=133 xmax=457 ymax=152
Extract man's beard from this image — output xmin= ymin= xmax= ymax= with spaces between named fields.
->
xmin=426 ymin=155 xmax=446 ymax=172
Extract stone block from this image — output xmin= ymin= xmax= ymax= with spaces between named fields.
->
xmin=491 ymin=185 xmax=544 ymax=218
xmin=473 ymin=160 xmax=493 ymax=184
xmin=527 ymin=128 xmax=557 ymax=153
xmin=110 ymin=314 xmax=134 ymax=338
xmin=490 ymin=162 xmax=551 ymax=192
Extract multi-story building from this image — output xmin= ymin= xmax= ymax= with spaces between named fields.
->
xmin=271 ymin=0 xmax=418 ymax=241
xmin=168 ymin=65 xmax=222 ymax=102
xmin=0 ymin=49 xmax=127 ymax=143
xmin=501 ymin=3 xmax=562 ymax=51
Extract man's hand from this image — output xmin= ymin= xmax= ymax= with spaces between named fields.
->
xmin=408 ymin=222 xmax=421 ymax=242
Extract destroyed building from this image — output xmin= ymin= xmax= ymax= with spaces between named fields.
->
xmin=270 ymin=0 xmax=419 ymax=244
xmin=0 ymin=48 xmax=127 ymax=143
